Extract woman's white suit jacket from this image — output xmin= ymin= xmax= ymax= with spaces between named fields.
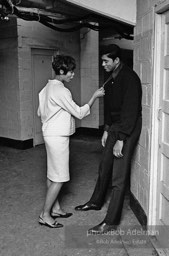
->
xmin=38 ymin=79 xmax=90 ymax=136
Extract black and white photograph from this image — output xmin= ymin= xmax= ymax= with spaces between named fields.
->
xmin=0 ymin=0 xmax=169 ymax=255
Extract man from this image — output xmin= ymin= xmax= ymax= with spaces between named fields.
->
xmin=75 ymin=44 xmax=142 ymax=233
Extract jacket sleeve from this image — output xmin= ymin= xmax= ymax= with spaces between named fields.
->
xmin=52 ymin=87 xmax=90 ymax=119
xmin=109 ymin=75 xmax=142 ymax=140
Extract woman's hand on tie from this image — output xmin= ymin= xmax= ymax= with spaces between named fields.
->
xmin=93 ymin=87 xmax=105 ymax=99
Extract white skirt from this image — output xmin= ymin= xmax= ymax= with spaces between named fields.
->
xmin=44 ymin=136 xmax=70 ymax=182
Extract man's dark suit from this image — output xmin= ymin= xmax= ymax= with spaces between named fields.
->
xmin=88 ymin=63 xmax=142 ymax=225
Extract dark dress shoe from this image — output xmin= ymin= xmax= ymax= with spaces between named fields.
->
xmin=75 ymin=202 xmax=101 ymax=211
xmin=88 ymin=221 xmax=117 ymax=234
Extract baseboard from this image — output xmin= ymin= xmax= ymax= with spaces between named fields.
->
xmin=130 ymin=192 xmax=147 ymax=227
xmin=0 ymin=137 xmax=33 ymax=150
xmin=72 ymin=126 xmax=104 ymax=138
xmin=0 ymin=127 xmax=104 ymax=149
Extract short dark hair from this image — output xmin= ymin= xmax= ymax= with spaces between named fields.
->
xmin=52 ymin=55 xmax=76 ymax=75
xmin=101 ymin=44 xmax=121 ymax=61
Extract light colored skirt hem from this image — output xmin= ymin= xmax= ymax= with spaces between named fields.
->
xmin=47 ymin=174 xmax=70 ymax=183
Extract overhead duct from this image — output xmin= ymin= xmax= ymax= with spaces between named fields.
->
xmin=0 ymin=0 xmax=134 ymax=39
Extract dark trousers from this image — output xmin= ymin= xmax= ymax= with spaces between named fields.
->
xmin=89 ymin=117 xmax=142 ymax=225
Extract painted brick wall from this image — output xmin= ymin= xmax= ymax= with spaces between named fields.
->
xmin=17 ymin=18 xmax=80 ymax=141
xmin=0 ymin=16 xmax=103 ymax=142
xmin=0 ymin=18 xmax=20 ymax=139
xmin=132 ymin=0 xmax=155 ymax=215
xmin=80 ymin=28 xmax=100 ymax=128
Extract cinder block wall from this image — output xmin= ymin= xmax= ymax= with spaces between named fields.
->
xmin=0 ymin=17 xmax=80 ymax=141
xmin=80 ymin=28 xmax=100 ymax=128
xmin=17 ymin=19 xmax=81 ymax=141
xmin=0 ymin=17 xmax=103 ymax=142
xmin=131 ymin=0 xmax=155 ymax=215
xmin=0 ymin=18 xmax=20 ymax=139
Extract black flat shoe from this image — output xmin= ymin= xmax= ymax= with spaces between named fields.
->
xmin=51 ymin=212 xmax=73 ymax=218
xmin=75 ymin=202 xmax=101 ymax=211
xmin=38 ymin=216 xmax=63 ymax=228
xmin=88 ymin=221 xmax=117 ymax=234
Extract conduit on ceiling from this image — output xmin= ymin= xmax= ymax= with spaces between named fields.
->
xmin=0 ymin=0 xmax=134 ymax=39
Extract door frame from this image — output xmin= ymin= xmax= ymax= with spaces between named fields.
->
xmin=149 ymin=1 xmax=169 ymax=227
xmin=149 ymin=5 xmax=169 ymax=255
xmin=148 ymin=13 xmax=162 ymax=228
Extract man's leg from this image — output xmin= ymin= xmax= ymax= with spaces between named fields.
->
xmin=103 ymin=148 xmax=134 ymax=225
xmin=89 ymin=134 xmax=116 ymax=207
xmin=75 ymin=134 xmax=117 ymax=210
xmin=104 ymin=118 xmax=142 ymax=225
xmin=88 ymin=117 xmax=142 ymax=232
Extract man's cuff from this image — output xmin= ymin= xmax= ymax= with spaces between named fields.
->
xmin=118 ymin=132 xmax=127 ymax=141
xmin=104 ymin=124 xmax=110 ymax=132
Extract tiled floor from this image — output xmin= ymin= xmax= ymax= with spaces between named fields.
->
xmin=0 ymin=135 xmax=158 ymax=256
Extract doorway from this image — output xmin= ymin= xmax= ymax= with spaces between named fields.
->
xmin=149 ymin=9 xmax=169 ymax=254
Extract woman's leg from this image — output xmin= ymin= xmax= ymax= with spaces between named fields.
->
xmin=47 ymin=178 xmax=68 ymax=215
xmin=47 ymin=178 xmax=52 ymax=188
xmin=51 ymin=199 xmax=66 ymax=215
xmin=41 ymin=136 xmax=70 ymax=223
xmin=40 ymin=179 xmax=63 ymax=224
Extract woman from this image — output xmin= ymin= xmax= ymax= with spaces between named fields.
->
xmin=38 ymin=55 xmax=105 ymax=228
